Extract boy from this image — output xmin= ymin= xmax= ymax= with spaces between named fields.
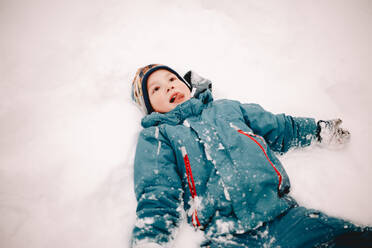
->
xmin=131 ymin=64 xmax=371 ymax=248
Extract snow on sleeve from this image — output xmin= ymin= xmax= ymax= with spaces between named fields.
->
xmin=132 ymin=128 xmax=184 ymax=246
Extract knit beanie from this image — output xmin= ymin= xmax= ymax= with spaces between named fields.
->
xmin=131 ymin=64 xmax=192 ymax=114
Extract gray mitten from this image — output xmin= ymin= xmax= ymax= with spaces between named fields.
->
xmin=183 ymin=70 xmax=212 ymax=98
xmin=316 ymin=119 xmax=351 ymax=148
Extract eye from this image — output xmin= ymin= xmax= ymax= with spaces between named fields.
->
xmin=170 ymin=77 xmax=176 ymax=82
xmin=152 ymin=86 xmax=160 ymax=93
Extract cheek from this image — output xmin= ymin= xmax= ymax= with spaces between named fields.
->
xmin=150 ymin=94 xmax=168 ymax=108
xmin=184 ymin=87 xmax=191 ymax=99
xmin=185 ymin=90 xmax=191 ymax=99
xmin=150 ymin=95 xmax=160 ymax=106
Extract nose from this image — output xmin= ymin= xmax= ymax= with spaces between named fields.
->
xmin=166 ymin=85 xmax=174 ymax=92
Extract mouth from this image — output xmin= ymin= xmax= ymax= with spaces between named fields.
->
xmin=169 ymin=92 xmax=184 ymax=103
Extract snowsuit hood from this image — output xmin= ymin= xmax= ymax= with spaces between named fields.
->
xmin=132 ymin=89 xmax=318 ymax=246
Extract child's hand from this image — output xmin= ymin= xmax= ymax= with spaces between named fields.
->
xmin=316 ymin=119 xmax=351 ymax=149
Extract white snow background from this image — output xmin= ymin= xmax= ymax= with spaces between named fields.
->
xmin=1 ymin=0 xmax=371 ymax=247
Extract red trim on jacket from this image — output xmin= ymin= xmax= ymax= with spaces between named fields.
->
xmin=237 ymin=130 xmax=283 ymax=191
xmin=183 ymin=153 xmax=201 ymax=227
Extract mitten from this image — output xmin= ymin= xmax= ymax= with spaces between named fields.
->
xmin=183 ymin=70 xmax=212 ymax=97
xmin=316 ymin=119 xmax=351 ymax=148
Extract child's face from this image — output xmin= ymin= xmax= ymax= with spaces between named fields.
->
xmin=147 ymin=69 xmax=191 ymax=113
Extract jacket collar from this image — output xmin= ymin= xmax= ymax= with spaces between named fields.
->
xmin=141 ymin=90 xmax=213 ymax=128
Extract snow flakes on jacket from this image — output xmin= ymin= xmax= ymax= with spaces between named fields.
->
xmin=132 ymin=90 xmax=317 ymax=246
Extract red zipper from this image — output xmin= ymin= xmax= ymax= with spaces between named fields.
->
xmin=237 ymin=130 xmax=282 ymax=191
xmin=182 ymin=148 xmax=201 ymax=228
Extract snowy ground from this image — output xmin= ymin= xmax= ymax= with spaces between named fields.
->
xmin=1 ymin=0 xmax=371 ymax=247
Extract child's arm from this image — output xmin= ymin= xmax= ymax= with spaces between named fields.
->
xmin=239 ymin=103 xmax=350 ymax=152
xmin=239 ymin=103 xmax=318 ymax=153
xmin=132 ymin=128 xmax=183 ymax=248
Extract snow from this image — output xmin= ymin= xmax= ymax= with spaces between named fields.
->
xmin=215 ymin=219 xmax=235 ymax=234
xmin=135 ymin=218 xmax=155 ymax=229
xmin=1 ymin=0 xmax=371 ymax=247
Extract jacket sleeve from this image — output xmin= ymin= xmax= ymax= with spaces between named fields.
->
xmin=132 ymin=127 xmax=183 ymax=247
xmin=239 ymin=103 xmax=318 ymax=154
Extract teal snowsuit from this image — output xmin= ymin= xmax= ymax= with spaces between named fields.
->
xmin=132 ymin=90 xmax=369 ymax=247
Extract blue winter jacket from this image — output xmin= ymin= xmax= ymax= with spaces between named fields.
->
xmin=132 ymin=90 xmax=317 ymax=246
